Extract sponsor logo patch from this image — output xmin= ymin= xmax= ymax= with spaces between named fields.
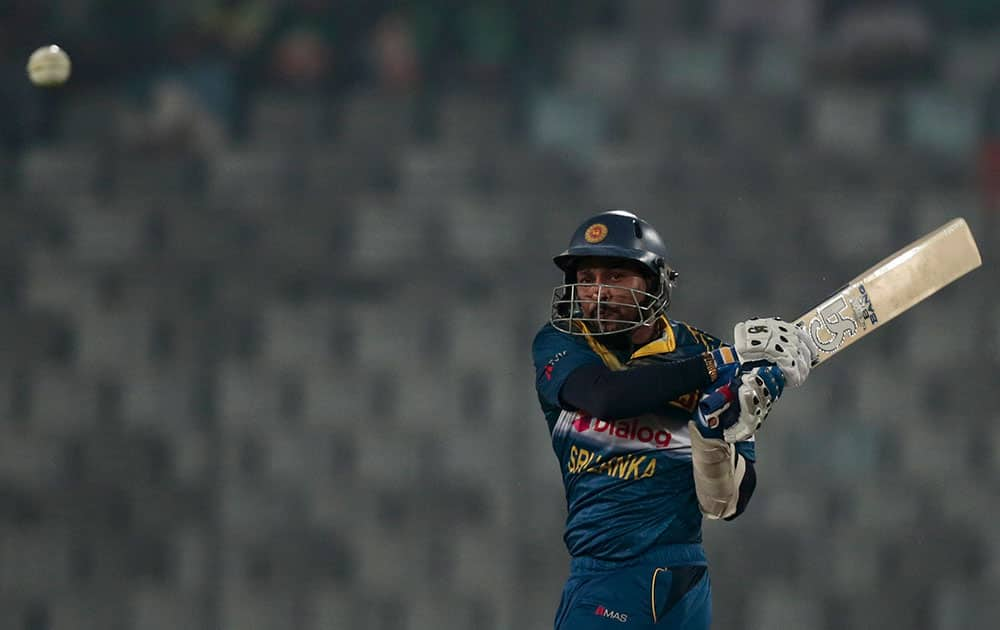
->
xmin=594 ymin=605 xmax=628 ymax=623
xmin=572 ymin=413 xmax=672 ymax=448
xmin=543 ymin=351 xmax=567 ymax=381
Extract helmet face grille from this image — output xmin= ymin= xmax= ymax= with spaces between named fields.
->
xmin=549 ymin=280 xmax=671 ymax=336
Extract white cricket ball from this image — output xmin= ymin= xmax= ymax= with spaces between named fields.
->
xmin=27 ymin=45 xmax=72 ymax=87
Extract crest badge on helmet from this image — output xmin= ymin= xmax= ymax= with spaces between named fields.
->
xmin=584 ymin=223 xmax=608 ymax=243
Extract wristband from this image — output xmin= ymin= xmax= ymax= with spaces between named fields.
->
xmin=702 ymin=352 xmax=718 ymax=382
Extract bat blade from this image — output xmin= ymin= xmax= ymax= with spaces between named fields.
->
xmin=795 ymin=217 xmax=982 ymax=365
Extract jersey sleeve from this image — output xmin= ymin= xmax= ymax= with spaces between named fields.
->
xmin=532 ymin=325 xmax=605 ymax=409
xmin=735 ymin=440 xmax=756 ymax=463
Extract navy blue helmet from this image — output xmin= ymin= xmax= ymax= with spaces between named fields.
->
xmin=550 ymin=210 xmax=678 ymax=336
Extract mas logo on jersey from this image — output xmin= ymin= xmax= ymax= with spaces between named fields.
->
xmin=584 ymin=222 xmax=609 ymax=243
xmin=594 ymin=605 xmax=628 ymax=623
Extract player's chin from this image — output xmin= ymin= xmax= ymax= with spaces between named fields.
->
xmin=598 ymin=316 xmax=637 ymax=332
xmin=581 ymin=307 xmax=635 ymax=331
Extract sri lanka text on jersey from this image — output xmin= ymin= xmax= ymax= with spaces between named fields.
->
xmin=567 ymin=446 xmax=657 ymax=480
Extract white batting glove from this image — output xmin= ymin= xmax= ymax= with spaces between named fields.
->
xmin=723 ymin=366 xmax=784 ymax=443
xmin=733 ymin=317 xmax=818 ymax=388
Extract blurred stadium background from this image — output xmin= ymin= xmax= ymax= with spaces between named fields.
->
xmin=1 ymin=1 xmax=999 ymax=629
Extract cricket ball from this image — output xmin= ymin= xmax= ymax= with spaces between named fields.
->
xmin=27 ymin=45 xmax=72 ymax=87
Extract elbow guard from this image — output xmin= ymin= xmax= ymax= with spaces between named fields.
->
xmin=688 ymin=422 xmax=746 ymax=520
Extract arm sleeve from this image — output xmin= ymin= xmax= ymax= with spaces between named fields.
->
xmin=559 ymin=359 xmax=712 ymax=420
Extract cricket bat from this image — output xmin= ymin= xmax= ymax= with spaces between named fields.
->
xmin=796 ymin=217 xmax=982 ymax=364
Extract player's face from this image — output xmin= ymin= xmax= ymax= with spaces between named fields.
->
xmin=574 ymin=261 xmax=649 ymax=332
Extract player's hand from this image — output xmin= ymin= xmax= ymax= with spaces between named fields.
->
xmin=695 ymin=364 xmax=784 ymax=441
xmin=733 ymin=317 xmax=818 ymax=388
xmin=723 ymin=365 xmax=784 ymax=442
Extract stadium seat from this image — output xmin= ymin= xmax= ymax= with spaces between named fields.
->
xmin=441 ymin=196 xmax=525 ymax=263
xmin=219 ymin=587 xmax=295 ymax=630
xmin=217 ymin=362 xmax=283 ymax=429
xmin=110 ymin=155 xmax=203 ymax=200
xmin=940 ymin=36 xmax=1000 ymax=92
xmin=564 ymin=34 xmax=638 ymax=104
xmin=0 ymin=528 xmax=71 ymax=595
xmin=529 ymin=89 xmax=611 ymax=161
xmin=0 ymin=434 xmax=61 ymax=485
xmin=436 ymin=89 xmax=513 ymax=148
xmin=48 ymin=595 xmax=123 ymax=630
xmin=825 ymin=527 xmax=882 ymax=597
xmin=808 ymin=189 xmax=896 ymax=262
xmin=901 ymin=88 xmax=980 ymax=163
xmin=903 ymin=294 xmax=979 ymax=369
xmin=129 ymin=588 xmax=204 ymax=630
xmin=303 ymin=586 xmax=357 ymax=630
xmin=56 ymin=92 xmax=123 ymax=147
xmin=853 ymin=357 xmax=922 ymax=427
xmin=248 ymin=91 xmax=330 ymax=148
xmin=654 ymin=37 xmax=730 ymax=100
xmin=930 ymin=582 xmax=1000 ymax=630
xmin=259 ymin=302 xmax=335 ymax=370
xmin=75 ymin=305 xmax=156 ymax=373
xmin=585 ymin=148 xmax=664 ymax=204
xmin=207 ymin=150 xmax=292 ymax=205
xmin=748 ymin=39 xmax=808 ymax=97
xmin=29 ymin=370 xmax=97 ymax=436
xmin=300 ymin=147 xmax=392 ymax=198
xmin=349 ymin=196 xmax=434 ymax=271
xmin=912 ymin=190 xmax=979 ymax=236
xmin=336 ymin=89 xmax=418 ymax=150
xmin=745 ymin=581 xmax=824 ymax=630
xmin=20 ymin=147 xmax=99 ymax=199
xmin=398 ymin=146 xmax=477 ymax=198
xmin=898 ymin=422 xmax=970 ymax=485
xmin=67 ymin=200 xmax=144 ymax=264
xmin=809 ymin=88 xmax=890 ymax=158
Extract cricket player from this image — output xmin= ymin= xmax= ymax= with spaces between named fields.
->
xmin=532 ymin=210 xmax=818 ymax=628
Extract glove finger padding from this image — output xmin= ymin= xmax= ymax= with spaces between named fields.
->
xmin=723 ymin=365 xmax=784 ymax=443
xmin=795 ymin=324 xmax=820 ymax=367
xmin=695 ymin=380 xmax=738 ymax=438
xmin=733 ymin=317 xmax=815 ymax=388
xmin=693 ymin=346 xmax=744 ymax=438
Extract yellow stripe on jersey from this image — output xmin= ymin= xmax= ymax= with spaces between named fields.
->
xmin=577 ymin=321 xmax=625 ymax=371
xmin=628 ymin=317 xmax=676 ymax=360
xmin=683 ymin=323 xmax=714 ymax=352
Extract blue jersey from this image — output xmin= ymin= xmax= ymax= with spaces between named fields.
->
xmin=532 ymin=319 xmax=756 ymax=562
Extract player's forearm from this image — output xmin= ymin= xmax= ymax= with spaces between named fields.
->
xmin=724 ymin=456 xmax=756 ymax=521
xmin=689 ymin=425 xmax=758 ymax=520
xmin=559 ymin=358 xmax=713 ymax=419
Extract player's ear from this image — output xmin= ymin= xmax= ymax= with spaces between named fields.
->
xmin=642 ymin=271 xmax=657 ymax=293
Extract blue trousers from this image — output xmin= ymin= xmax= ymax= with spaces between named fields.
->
xmin=554 ymin=546 xmax=711 ymax=629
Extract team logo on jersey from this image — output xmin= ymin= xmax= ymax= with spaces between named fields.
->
xmin=584 ymin=223 xmax=608 ymax=243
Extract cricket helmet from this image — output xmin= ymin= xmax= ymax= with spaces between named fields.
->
xmin=550 ymin=210 xmax=678 ymax=336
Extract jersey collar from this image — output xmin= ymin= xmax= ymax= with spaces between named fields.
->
xmin=628 ymin=316 xmax=677 ymax=360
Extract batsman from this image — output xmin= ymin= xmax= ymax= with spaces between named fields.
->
xmin=532 ymin=210 xmax=819 ymax=628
